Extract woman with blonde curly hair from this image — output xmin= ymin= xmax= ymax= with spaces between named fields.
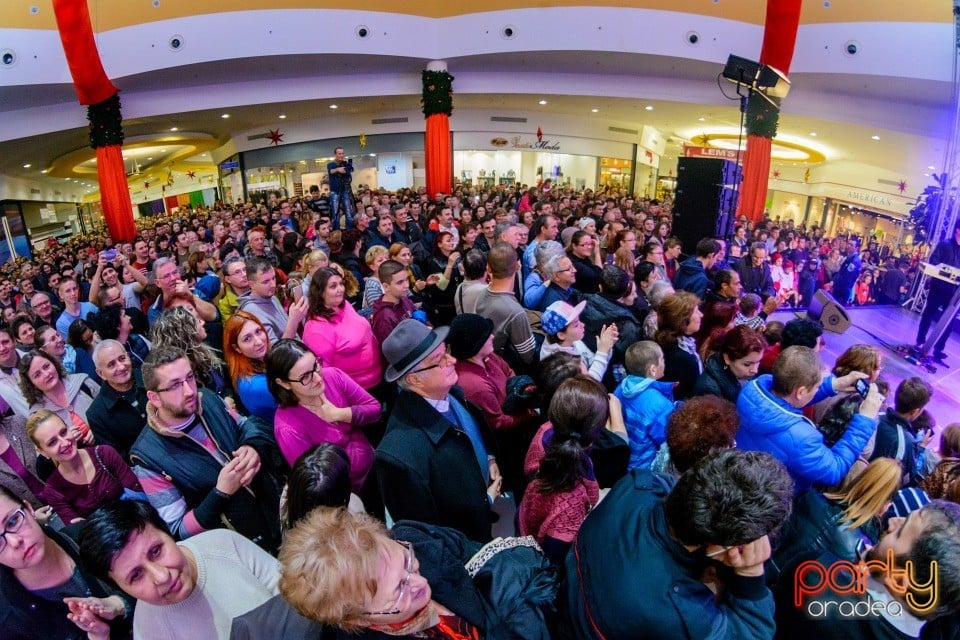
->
xmin=655 ymin=291 xmax=703 ymax=399
xmin=151 ymin=305 xmax=229 ymax=399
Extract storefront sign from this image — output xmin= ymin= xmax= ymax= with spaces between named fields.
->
xmin=220 ymin=160 xmax=239 ymax=170
xmin=846 ymin=190 xmax=894 ymax=207
xmin=684 ymin=146 xmax=741 ymax=160
xmin=497 ymin=136 xmax=562 ymax=151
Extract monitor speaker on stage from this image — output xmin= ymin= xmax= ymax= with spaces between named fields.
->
xmin=807 ymin=290 xmax=851 ymax=334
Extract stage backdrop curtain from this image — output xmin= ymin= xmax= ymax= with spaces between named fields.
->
xmin=425 ymin=114 xmax=451 ymax=196
xmin=737 ymin=0 xmax=802 ymax=223
xmin=96 ymin=146 xmax=136 ymax=241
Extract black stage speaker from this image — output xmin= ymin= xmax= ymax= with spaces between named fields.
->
xmin=672 ymin=157 xmax=742 ymax=255
xmin=807 ymin=289 xmax=851 ymax=334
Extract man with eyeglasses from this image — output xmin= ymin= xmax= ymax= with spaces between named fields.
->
xmin=128 ymin=346 xmax=282 ymax=553
xmin=376 ymin=319 xmax=501 ymax=543
xmin=536 ymin=254 xmax=580 ymax=312
xmin=147 ymin=257 xmax=218 ymax=327
xmin=29 ymin=291 xmax=58 ymax=327
xmin=218 ymin=256 xmax=251 ymax=322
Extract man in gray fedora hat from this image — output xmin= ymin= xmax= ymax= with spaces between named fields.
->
xmin=375 ymin=319 xmax=501 ymax=542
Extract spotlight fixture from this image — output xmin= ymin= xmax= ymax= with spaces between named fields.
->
xmin=871 ymin=135 xmax=880 ymax=140
xmin=221 ymin=113 xmax=230 ymax=119
xmin=538 ymin=100 xmax=547 ymax=105
xmin=329 ymin=104 xmax=338 ymax=109
xmin=278 ymin=114 xmax=287 ymax=119
xmin=644 ymin=105 xmax=654 ymax=111
xmin=591 ymin=108 xmax=599 ymax=113
xmin=170 ymin=127 xmax=178 ymax=131
xmin=22 ymin=163 xmax=30 ymax=168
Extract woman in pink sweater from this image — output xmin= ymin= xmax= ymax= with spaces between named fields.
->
xmin=302 ymin=267 xmax=383 ymax=391
xmin=267 ymin=339 xmax=381 ymax=494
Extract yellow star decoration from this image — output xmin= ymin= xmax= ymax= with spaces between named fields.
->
xmin=359 ymin=133 xmax=367 ymax=149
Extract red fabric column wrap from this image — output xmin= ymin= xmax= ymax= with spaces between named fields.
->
xmin=52 ymin=0 xmax=117 ymax=105
xmin=425 ymin=114 xmax=452 ymax=197
xmin=96 ymin=146 xmax=136 ymax=241
xmin=737 ymin=0 xmax=802 ymax=222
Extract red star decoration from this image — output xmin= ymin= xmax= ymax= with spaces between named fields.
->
xmin=536 ymin=127 xmax=543 ymax=142
xmin=898 ymin=180 xmax=907 ymax=194
xmin=268 ymin=129 xmax=284 ymax=146
xmin=772 ymin=170 xmax=781 ymax=178
xmin=186 ymin=171 xmax=196 ymax=180
xmin=144 ymin=181 xmax=150 ymax=189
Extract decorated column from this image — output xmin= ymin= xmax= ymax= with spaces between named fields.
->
xmin=736 ymin=0 xmax=803 ymax=223
xmin=422 ymin=61 xmax=453 ymax=197
xmin=52 ymin=0 xmax=136 ymax=242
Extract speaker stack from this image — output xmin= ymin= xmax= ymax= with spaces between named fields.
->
xmin=806 ymin=289 xmax=851 ymax=334
xmin=672 ymin=157 xmax=741 ymax=255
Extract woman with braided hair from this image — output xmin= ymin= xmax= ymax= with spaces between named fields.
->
xmin=519 ymin=374 xmax=609 ymax=562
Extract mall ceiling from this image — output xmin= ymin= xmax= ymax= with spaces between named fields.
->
xmin=0 ymin=2 xmax=955 ymax=196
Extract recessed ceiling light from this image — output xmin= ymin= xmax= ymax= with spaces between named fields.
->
xmin=329 ymin=104 xmax=338 ymax=109
xmin=22 ymin=163 xmax=30 ymax=168
xmin=698 ymin=117 xmax=706 ymax=122
xmin=644 ymin=105 xmax=654 ymax=111
xmin=871 ymin=135 xmax=880 ymax=140
xmin=928 ymin=165 xmax=936 ymax=170
xmin=64 ymin=177 xmax=71 ymax=181
xmin=160 ymin=149 xmax=167 ymax=152
xmin=147 ymin=157 xmax=153 ymax=161
xmin=809 ymin=132 xmax=817 ymax=137
xmin=221 ymin=113 xmax=230 ymax=119
xmin=538 ymin=100 xmax=547 ymax=105
xmin=278 ymin=114 xmax=287 ymax=119
xmin=40 ymin=169 xmax=47 ymax=174
xmin=170 ymin=127 xmax=178 ymax=132
xmin=591 ymin=108 xmax=599 ymax=113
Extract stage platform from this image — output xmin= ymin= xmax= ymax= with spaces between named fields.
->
xmin=770 ymin=306 xmax=960 ymax=442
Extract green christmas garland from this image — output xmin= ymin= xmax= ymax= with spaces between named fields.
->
xmin=421 ymin=70 xmax=454 ymax=117
xmin=746 ymin=94 xmax=780 ymax=139
xmin=87 ymin=93 xmax=124 ymax=148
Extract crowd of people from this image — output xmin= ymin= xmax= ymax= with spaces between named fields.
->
xmin=0 ymin=179 xmax=957 ymax=640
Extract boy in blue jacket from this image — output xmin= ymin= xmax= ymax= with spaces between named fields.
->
xmin=614 ymin=341 xmax=677 ymax=470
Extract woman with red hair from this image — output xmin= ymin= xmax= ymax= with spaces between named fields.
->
xmin=223 ymin=311 xmax=275 ymax=423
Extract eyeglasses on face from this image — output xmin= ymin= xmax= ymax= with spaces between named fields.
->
xmin=287 ymin=361 xmax=321 ymax=385
xmin=156 ymin=372 xmax=197 ymax=394
xmin=363 ymin=541 xmax=415 ymax=616
xmin=0 ymin=509 xmax=27 ymax=554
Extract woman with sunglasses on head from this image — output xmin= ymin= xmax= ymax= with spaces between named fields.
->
xmin=267 ymin=339 xmax=380 ymax=495
xmin=280 ymin=506 xmax=558 ymax=640
xmin=0 ymin=484 xmax=134 ymax=640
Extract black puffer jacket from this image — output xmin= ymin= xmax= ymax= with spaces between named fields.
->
xmin=393 ymin=520 xmax=559 ymax=640
xmin=691 ymin=353 xmax=743 ymax=402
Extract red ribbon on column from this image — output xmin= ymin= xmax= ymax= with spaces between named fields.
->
xmin=737 ymin=0 xmax=802 ymax=223
xmin=53 ymin=0 xmax=135 ymax=242
xmin=425 ymin=114 xmax=452 ymax=197
xmin=96 ymin=146 xmax=137 ymax=241
xmin=52 ymin=0 xmax=117 ymax=106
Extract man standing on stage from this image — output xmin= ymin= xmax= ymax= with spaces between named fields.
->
xmin=327 ymin=147 xmax=355 ymax=230
xmin=916 ymin=222 xmax=960 ymax=361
